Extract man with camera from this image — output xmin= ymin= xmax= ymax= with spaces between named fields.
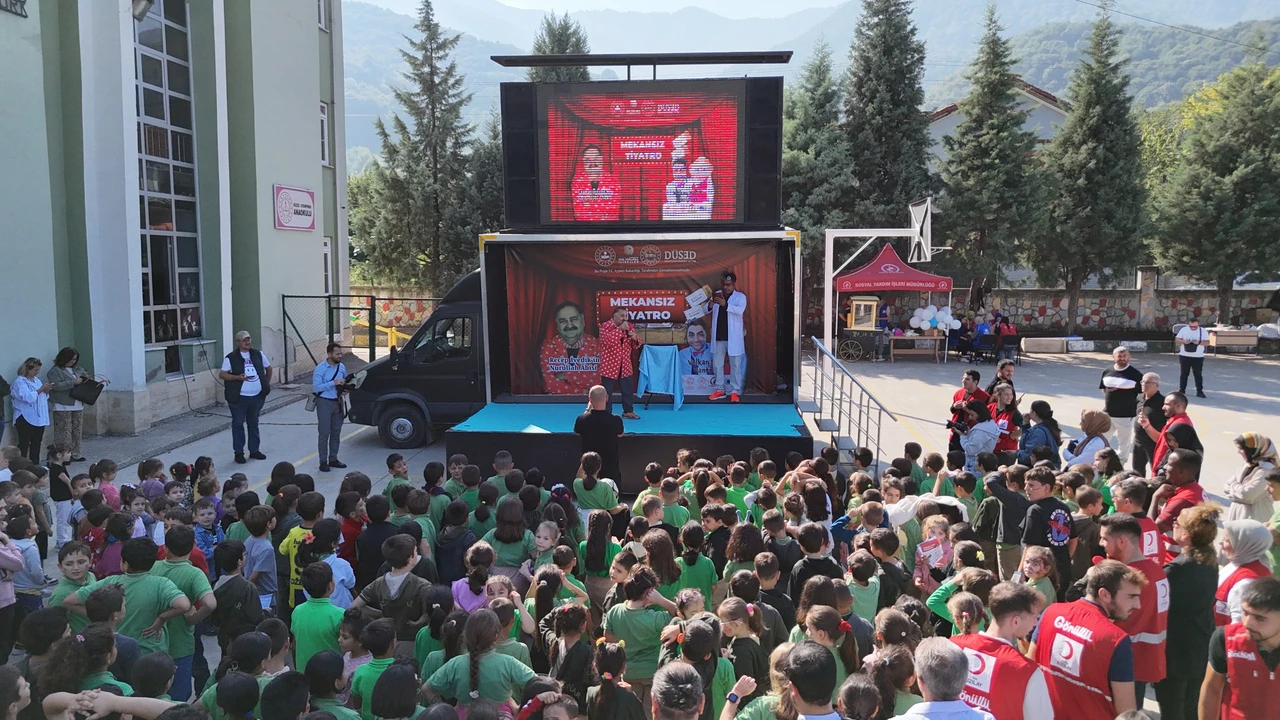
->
xmin=313 ymin=342 xmax=350 ymax=472
xmin=948 ymin=369 xmax=989 ymax=452
xmin=1175 ymin=317 xmax=1209 ymax=398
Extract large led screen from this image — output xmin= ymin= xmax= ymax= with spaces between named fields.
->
xmin=540 ymin=81 xmax=744 ymax=224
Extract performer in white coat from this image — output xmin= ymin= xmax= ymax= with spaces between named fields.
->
xmin=708 ymin=270 xmax=747 ymax=402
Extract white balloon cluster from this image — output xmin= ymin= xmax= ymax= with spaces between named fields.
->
xmin=908 ymin=304 xmax=962 ymax=330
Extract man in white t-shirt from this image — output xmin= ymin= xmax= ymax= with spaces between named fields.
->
xmin=219 ymin=330 xmax=272 ymax=463
xmin=1174 ymin=317 xmax=1208 ymax=398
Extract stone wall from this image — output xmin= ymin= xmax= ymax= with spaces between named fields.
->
xmin=348 ymin=286 xmax=441 ymax=331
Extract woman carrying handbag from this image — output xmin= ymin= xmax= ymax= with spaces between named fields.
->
xmin=47 ymin=346 xmax=105 ymax=463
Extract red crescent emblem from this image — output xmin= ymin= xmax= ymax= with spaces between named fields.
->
xmin=1059 ymin=642 xmax=1075 ymax=660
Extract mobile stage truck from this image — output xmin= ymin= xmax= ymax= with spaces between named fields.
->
xmin=346 ymin=52 xmax=814 ymax=491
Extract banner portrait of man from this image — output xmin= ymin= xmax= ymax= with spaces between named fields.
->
xmin=539 ymin=301 xmax=601 ymax=395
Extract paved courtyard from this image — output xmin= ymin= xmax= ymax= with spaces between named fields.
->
xmin=835 ymin=351 xmax=1280 ymax=498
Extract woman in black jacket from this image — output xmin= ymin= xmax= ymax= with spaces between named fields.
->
xmin=1156 ymin=502 xmax=1221 ymax=720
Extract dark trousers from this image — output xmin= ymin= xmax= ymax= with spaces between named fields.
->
xmin=1154 ymin=676 xmax=1201 ymax=720
xmin=14 ymin=417 xmax=44 ymax=464
xmin=229 ymin=393 xmax=266 ymax=454
xmin=601 ymin=374 xmax=635 ymax=414
xmin=1179 ymin=355 xmax=1204 ymax=393
xmin=316 ymin=396 xmax=344 ymax=461
xmin=192 ymin=632 xmax=210 ymax=699
xmin=1134 ymin=681 xmax=1148 ymax=709
xmin=1132 ymin=442 xmax=1155 ymax=477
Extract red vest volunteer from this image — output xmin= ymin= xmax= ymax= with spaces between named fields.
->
xmin=1034 ymin=599 xmax=1133 ymax=718
xmin=1117 ymin=557 xmax=1169 ymax=684
xmin=952 ymin=633 xmax=1050 ymax=720
xmin=1205 ymin=621 xmax=1280 ymax=720
xmin=1216 ymin=560 xmax=1271 ymax=627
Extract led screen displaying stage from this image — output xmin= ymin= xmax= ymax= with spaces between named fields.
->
xmin=540 ymin=81 xmax=744 ymax=224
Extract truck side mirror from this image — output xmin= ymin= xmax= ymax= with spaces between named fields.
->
xmin=389 ymin=344 xmax=398 ymax=366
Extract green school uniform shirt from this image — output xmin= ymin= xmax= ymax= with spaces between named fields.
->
xmin=708 ymin=656 xmax=735 ymax=720
xmin=895 ymin=691 xmax=924 ymax=714
xmin=1029 ymin=576 xmax=1057 ymax=605
xmin=1270 ymin=506 xmax=1280 ymax=570
xmin=957 ymin=495 xmax=978 ymax=523
xmin=663 ymin=502 xmax=691 ymax=530
xmin=557 ymin=574 xmax=590 ymax=607
xmin=411 ymin=515 xmax=438 ymax=552
xmin=577 ymin=539 xmax=622 ymax=578
xmin=351 ymin=656 xmax=395 ymax=720
xmin=429 ymin=491 xmax=451 ymax=528
xmin=746 ymin=471 xmax=762 ymax=492
xmin=849 ymin=573 xmax=880 ymax=624
xmin=388 ymin=512 xmax=409 ymax=527
xmin=443 ymin=478 xmax=466 ymax=499
xmin=226 ymin=520 xmax=250 ymax=542
xmin=76 ymin=572 xmax=184 ymax=655
xmin=676 ymin=553 xmax=717 ymax=611
xmin=736 ymin=694 xmax=779 ymax=720
xmin=898 ymin=517 xmax=922 ymax=575
xmin=722 ymin=560 xmax=754 ymax=580
xmin=468 ymin=508 xmax=497 ymax=538
xmin=481 ymin=528 xmax=537 ymax=567
xmin=657 ymin=578 xmax=680 ymax=601
xmin=428 ymin=650 xmax=537 ymax=705
xmin=486 ymin=475 xmax=507 ymax=492
xmin=573 ymin=478 xmax=618 ymax=511
xmin=421 ymin=650 xmax=448 ymax=685
xmin=292 ymin=597 xmax=345 ymax=671
xmin=602 ymin=604 xmax=671 ymax=680
xmin=931 ymin=474 xmax=955 ymax=498
xmin=199 ymin=673 xmax=271 ymax=720
xmin=680 ymin=482 xmax=701 ymax=518
xmin=631 ymin=487 xmax=661 ymax=516
xmin=494 ymin=637 xmax=533 ymax=668
xmin=910 ymin=462 xmax=929 ymax=489
xmin=415 ymin=626 xmax=444 ymax=670
xmin=150 ymin=558 xmax=212 ymax=659
xmin=460 ymin=487 xmax=481 ymax=512
xmin=383 ymin=475 xmax=411 ymax=499
xmin=51 ymin=576 xmax=92 ymax=632
xmin=80 ymin=671 xmax=132 ymax=695
xmin=533 ymin=547 xmax=555 ymax=569
xmin=725 ymin=486 xmax=749 ymax=519
xmin=311 ymin=698 xmax=362 ymax=720
xmin=827 ymin=643 xmax=848 ymax=703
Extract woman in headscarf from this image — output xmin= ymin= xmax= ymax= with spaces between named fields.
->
xmin=1215 ymin=519 xmax=1273 ymax=626
xmin=1017 ymin=399 xmax=1062 ymax=469
xmin=1061 ymin=409 xmax=1111 ymax=466
xmin=1155 ymin=424 xmax=1205 ymax=480
xmin=1222 ymin=433 xmax=1278 ymax=523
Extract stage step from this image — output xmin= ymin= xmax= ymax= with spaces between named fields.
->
xmin=835 ymin=435 xmax=857 ymax=451
xmin=796 ymin=399 xmax=820 ymax=414
xmin=816 ymin=418 xmax=839 ymax=433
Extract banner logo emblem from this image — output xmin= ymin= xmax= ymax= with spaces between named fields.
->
xmin=595 ymin=246 xmax=617 ymax=267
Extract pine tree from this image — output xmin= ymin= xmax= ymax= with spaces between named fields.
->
xmin=443 ymin=115 xmax=506 ymax=283
xmin=528 ymin=13 xmax=590 ymax=83
xmin=936 ymin=5 xmax=1039 ymax=297
xmin=1023 ymin=3 xmax=1144 ymax=333
xmin=782 ymin=39 xmax=852 ymax=294
xmin=364 ymin=0 xmax=473 ymax=293
xmin=841 ymin=0 xmax=933 ymax=228
xmin=1149 ymin=63 xmax=1280 ymax=320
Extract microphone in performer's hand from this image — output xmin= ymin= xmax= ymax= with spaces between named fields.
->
xmin=591 ymin=181 xmax=599 ymax=193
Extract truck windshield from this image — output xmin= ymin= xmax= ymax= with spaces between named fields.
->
xmin=414 ymin=316 xmax=471 ymax=363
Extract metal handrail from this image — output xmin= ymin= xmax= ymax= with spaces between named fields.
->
xmin=808 ymin=336 xmax=898 ymax=422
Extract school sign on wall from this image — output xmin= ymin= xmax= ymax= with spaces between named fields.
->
xmin=273 ymin=184 xmax=316 ymax=231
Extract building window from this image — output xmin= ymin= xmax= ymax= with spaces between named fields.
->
xmin=323 ymin=237 xmax=332 ymax=294
xmin=320 ymin=103 xmax=331 ymax=166
xmin=317 ymin=0 xmax=328 ymax=30
xmin=135 ymin=0 xmax=201 ymax=374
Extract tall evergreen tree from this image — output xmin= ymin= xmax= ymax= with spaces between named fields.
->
xmin=1149 ymin=63 xmax=1280 ymax=319
xmin=528 ymin=13 xmax=591 ymax=83
xmin=782 ymin=39 xmax=852 ymax=291
xmin=444 ymin=114 xmax=506 ymax=283
xmin=936 ymin=5 xmax=1039 ymax=299
xmin=1023 ymin=3 xmax=1144 ymax=333
xmin=365 ymin=0 xmax=472 ymax=293
xmin=841 ymin=0 xmax=933 ymax=228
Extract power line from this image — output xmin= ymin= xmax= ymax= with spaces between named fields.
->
xmin=1069 ymin=0 xmax=1277 ymax=58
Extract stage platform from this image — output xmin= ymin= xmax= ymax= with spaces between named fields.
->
xmin=445 ymin=403 xmax=813 ymax=494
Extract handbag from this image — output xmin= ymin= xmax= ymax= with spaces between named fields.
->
xmin=69 ymin=375 xmax=105 ymax=406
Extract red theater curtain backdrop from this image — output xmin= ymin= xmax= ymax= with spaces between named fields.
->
xmin=505 ymin=241 xmax=776 ymax=396
xmin=546 ymin=90 xmax=741 ymax=222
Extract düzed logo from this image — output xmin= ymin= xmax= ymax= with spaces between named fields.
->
xmin=880 ymin=263 xmax=903 ymax=274
xmin=639 ymin=245 xmax=662 ymax=266
xmin=595 ymin=246 xmax=617 ymax=267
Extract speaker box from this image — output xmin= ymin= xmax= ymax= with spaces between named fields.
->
xmin=744 ymin=78 xmax=782 ymax=226
xmin=501 ymin=84 xmax=540 ymax=228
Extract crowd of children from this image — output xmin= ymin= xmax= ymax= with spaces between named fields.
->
xmin=0 ymin=433 xmax=1246 ymax=720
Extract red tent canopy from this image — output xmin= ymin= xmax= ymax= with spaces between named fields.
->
xmin=835 ymin=244 xmax=952 ymax=293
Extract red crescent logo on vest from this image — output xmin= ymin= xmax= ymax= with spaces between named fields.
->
xmin=1058 ymin=641 xmax=1075 ymax=660
xmin=969 ymin=653 xmax=987 ymax=674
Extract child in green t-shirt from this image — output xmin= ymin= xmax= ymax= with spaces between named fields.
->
xmin=487 ymin=450 xmax=515 ymax=492
xmin=490 ymin=596 xmax=533 ymax=668
xmin=424 ymin=607 xmax=536 ymax=706
xmin=443 ymin=453 xmax=468 ymax=500
xmin=304 ymin=649 xmax=363 ymax=720
xmin=382 ymin=453 xmax=411 ymax=499
xmin=631 ymin=463 xmax=664 ymax=516
xmin=675 ymin=524 xmax=717 ymax=611
xmin=660 ymin=478 xmax=691 ymax=530
xmin=846 ymin=549 xmax=881 ymax=624
xmin=952 ymin=471 xmax=979 ymax=523
xmin=349 ymin=618 xmax=397 ymax=720
xmin=924 ymin=452 xmax=953 ymax=498
xmin=552 ymin=544 xmax=590 ymax=607
xmin=724 ymin=464 xmax=750 ymax=521
xmin=387 ymin=484 xmax=412 ymax=527
xmin=746 ymin=447 xmax=769 ymax=492
xmin=423 ymin=461 xmax=452 ymax=529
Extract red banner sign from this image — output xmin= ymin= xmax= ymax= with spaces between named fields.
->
xmin=597 ymin=289 xmax=687 ymax=322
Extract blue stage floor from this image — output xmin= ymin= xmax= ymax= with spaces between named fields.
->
xmin=453 ymin=402 xmax=808 ymax=438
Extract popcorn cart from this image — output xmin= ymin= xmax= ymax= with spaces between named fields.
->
xmin=838 ymin=295 xmax=882 ymax=362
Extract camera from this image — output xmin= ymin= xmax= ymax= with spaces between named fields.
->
xmin=945 ymin=420 xmax=970 ymax=434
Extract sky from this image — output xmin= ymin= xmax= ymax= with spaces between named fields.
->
xmin=360 ymin=0 xmax=845 ymax=20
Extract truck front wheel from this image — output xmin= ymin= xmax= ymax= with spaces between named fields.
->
xmin=377 ymin=403 xmax=430 ymax=448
